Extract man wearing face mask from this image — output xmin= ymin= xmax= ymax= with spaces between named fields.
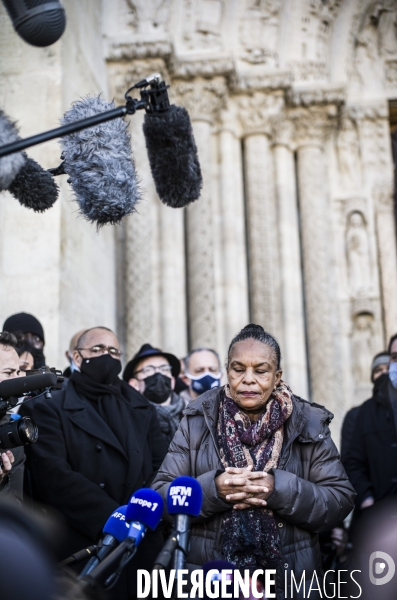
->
xmin=62 ymin=329 xmax=86 ymax=378
xmin=23 ymin=327 xmax=168 ymax=597
xmin=123 ymin=343 xmax=186 ymax=446
xmin=180 ymin=347 xmax=222 ymax=403
xmin=344 ymin=333 xmax=397 ymax=513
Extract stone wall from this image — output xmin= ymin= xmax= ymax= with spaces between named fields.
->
xmin=0 ymin=0 xmax=119 ymax=368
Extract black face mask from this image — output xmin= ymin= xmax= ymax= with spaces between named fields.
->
xmin=143 ymin=373 xmax=172 ymax=404
xmin=80 ymin=354 xmax=121 ymax=385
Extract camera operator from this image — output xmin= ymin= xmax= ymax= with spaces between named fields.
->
xmin=0 ymin=332 xmax=25 ymax=504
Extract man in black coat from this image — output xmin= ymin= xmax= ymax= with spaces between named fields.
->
xmin=24 ymin=326 xmax=168 ymax=598
xmin=340 ymin=350 xmax=390 ymax=463
xmin=343 ymin=335 xmax=397 ymax=510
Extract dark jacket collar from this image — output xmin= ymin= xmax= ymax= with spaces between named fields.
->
xmin=63 ymin=379 xmax=150 ymax=410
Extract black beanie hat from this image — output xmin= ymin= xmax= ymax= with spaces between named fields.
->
xmin=3 ymin=312 xmax=45 ymax=343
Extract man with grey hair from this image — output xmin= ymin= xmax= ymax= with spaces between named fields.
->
xmin=181 ymin=347 xmax=222 ymax=403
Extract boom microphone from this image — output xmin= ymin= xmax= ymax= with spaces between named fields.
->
xmin=79 ymin=505 xmax=130 ymax=577
xmin=2 ymin=0 xmax=66 ymax=47
xmin=84 ymin=489 xmax=163 ymax=587
xmin=0 ymin=110 xmax=25 ymax=191
xmin=59 ymin=95 xmax=140 ymax=227
xmin=8 ymin=153 xmax=59 ymax=212
xmin=167 ymin=476 xmax=203 ymax=573
xmin=142 ymin=105 xmax=202 ymax=208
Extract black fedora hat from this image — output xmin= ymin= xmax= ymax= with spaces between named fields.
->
xmin=123 ymin=343 xmax=180 ymax=382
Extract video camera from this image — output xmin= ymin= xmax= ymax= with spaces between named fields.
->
xmin=0 ymin=367 xmax=63 ymax=453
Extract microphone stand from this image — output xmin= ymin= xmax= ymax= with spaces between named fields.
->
xmin=0 ymin=75 xmax=170 ymax=159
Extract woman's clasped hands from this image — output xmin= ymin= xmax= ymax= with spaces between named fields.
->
xmin=215 ymin=464 xmax=275 ymax=510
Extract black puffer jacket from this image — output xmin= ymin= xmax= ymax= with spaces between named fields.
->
xmin=152 ymin=387 xmax=355 ymax=599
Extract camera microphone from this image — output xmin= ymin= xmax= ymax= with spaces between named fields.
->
xmin=0 ymin=372 xmax=57 ymax=400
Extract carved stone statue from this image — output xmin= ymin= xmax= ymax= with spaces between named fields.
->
xmin=337 ymin=119 xmax=361 ymax=189
xmin=240 ymin=0 xmax=280 ymax=66
xmin=351 ymin=312 xmax=375 ymax=385
xmin=346 ymin=211 xmax=371 ymax=296
xmin=355 ymin=19 xmax=384 ymax=90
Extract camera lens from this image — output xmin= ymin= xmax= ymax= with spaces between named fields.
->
xmin=0 ymin=417 xmax=38 ymax=449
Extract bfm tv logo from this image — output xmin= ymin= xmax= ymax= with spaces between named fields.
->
xmin=369 ymin=551 xmax=396 ymax=586
xmin=169 ymin=485 xmax=192 ymax=507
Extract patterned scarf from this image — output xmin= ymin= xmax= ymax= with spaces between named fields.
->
xmin=217 ymin=380 xmax=293 ymax=572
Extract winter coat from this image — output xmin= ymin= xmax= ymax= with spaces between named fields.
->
xmin=152 ymin=386 xmax=355 ymax=600
xmin=23 ymin=380 xmax=168 ymax=559
xmin=343 ymin=374 xmax=397 ymax=508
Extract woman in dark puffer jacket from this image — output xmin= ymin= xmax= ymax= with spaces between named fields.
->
xmin=152 ymin=324 xmax=355 ymax=599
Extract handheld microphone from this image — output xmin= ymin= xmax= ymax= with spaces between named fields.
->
xmin=142 ymin=105 xmax=202 ymax=208
xmin=167 ymin=476 xmax=203 ymax=573
xmin=59 ymin=95 xmax=140 ymax=227
xmin=84 ymin=489 xmax=163 ymax=587
xmin=2 ymin=0 xmax=66 ymax=47
xmin=0 ymin=110 xmax=26 ymax=191
xmin=79 ymin=505 xmax=130 ymax=577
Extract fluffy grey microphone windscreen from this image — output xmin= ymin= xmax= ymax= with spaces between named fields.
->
xmin=0 ymin=110 xmax=26 ymax=191
xmin=142 ymin=105 xmax=202 ymax=208
xmin=60 ymin=96 xmax=140 ymax=227
xmin=8 ymin=152 xmax=59 ymax=212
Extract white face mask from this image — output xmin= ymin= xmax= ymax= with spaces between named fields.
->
xmin=390 ymin=362 xmax=397 ymax=389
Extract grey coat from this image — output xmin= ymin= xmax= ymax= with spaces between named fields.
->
xmin=152 ymin=387 xmax=356 ymax=599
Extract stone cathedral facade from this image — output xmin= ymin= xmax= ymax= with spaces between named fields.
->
xmin=1 ymin=0 xmax=397 ymax=437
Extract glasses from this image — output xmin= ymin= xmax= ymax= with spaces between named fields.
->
xmin=77 ymin=345 xmax=123 ymax=358
xmin=133 ymin=364 xmax=173 ymax=378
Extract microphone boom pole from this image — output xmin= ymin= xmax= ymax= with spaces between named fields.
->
xmin=0 ymin=74 xmax=170 ymax=159
xmin=0 ymin=106 xmax=130 ymax=158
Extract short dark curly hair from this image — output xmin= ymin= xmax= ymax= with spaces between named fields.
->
xmin=0 ymin=331 xmax=18 ymax=349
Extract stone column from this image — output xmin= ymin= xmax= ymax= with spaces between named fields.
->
xmin=158 ymin=202 xmax=188 ymax=356
xmin=273 ymin=125 xmax=309 ymax=398
xmin=124 ymin=108 xmax=161 ymax=358
xmin=374 ymin=187 xmax=397 ymax=341
xmin=295 ymin=108 xmax=340 ymax=414
xmin=173 ymin=78 xmax=227 ymax=348
xmin=218 ymin=121 xmax=249 ymax=350
xmin=243 ymin=133 xmax=282 ymax=338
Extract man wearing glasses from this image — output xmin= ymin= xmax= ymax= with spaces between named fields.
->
xmin=123 ymin=343 xmax=186 ymax=446
xmin=24 ymin=327 xmax=168 ymax=599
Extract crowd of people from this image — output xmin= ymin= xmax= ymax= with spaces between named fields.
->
xmin=0 ymin=311 xmax=396 ymax=599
